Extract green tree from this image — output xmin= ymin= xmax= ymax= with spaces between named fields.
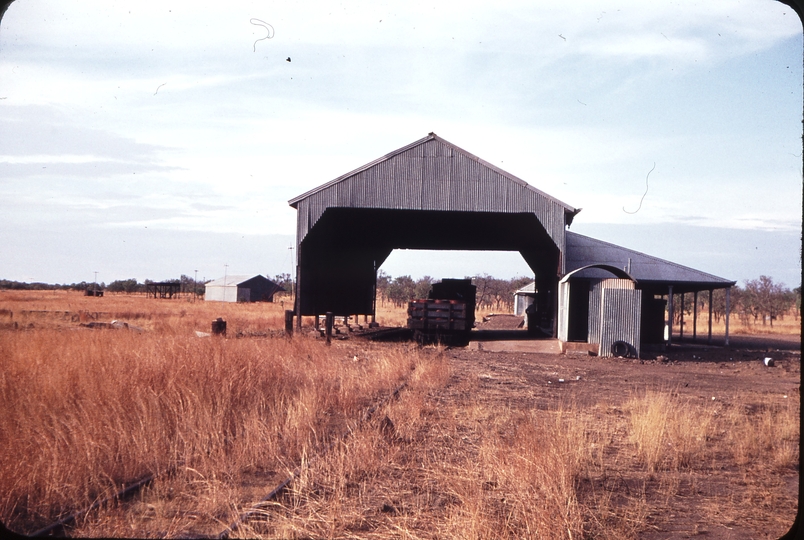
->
xmin=386 ymin=275 xmax=416 ymax=307
xmin=708 ymin=286 xmax=740 ymax=324
xmin=413 ymin=276 xmax=434 ymax=300
xmin=107 ymin=278 xmax=139 ymax=294
xmin=376 ymin=270 xmax=391 ymax=306
xmin=273 ymin=273 xmax=293 ymax=293
xmin=742 ymin=276 xmax=794 ymax=327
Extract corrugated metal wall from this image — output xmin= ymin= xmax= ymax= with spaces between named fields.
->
xmin=588 ymin=279 xmax=634 ymax=345
xmin=557 ymin=280 xmax=571 ymax=341
xmin=514 ymin=294 xmax=534 ymax=317
xmin=205 ymin=285 xmax=239 ymax=303
xmin=598 ymin=288 xmax=642 ymax=358
xmin=293 ymin=137 xmax=572 ymax=272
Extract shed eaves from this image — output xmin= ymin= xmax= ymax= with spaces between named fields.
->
xmin=515 ymin=282 xmax=537 ymax=295
xmin=288 ymin=133 xmax=581 ymax=262
xmin=206 ymin=275 xmax=259 ymax=287
xmin=288 ymin=133 xmax=578 ymax=214
xmin=565 ymin=232 xmax=735 ymax=291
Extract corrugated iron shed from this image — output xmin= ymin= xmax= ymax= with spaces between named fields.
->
xmin=289 ymin=133 xmax=579 ymax=252
xmin=289 ymin=133 xmax=580 ymax=321
xmin=205 ymin=274 xmax=282 ymax=303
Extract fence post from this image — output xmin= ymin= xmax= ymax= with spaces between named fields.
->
xmin=325 ymin=312 xmax=334 ymax=345
xmin=284 ymin=310 xmax=294 ymax=336
xmin=211 ymin=318 xmax=227 ymax=336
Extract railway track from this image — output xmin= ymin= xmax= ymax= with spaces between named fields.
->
xmin=27 ymin=380 xmax=409 ymax=538
xmin=215 ymin=380 xmax=408 ymax=539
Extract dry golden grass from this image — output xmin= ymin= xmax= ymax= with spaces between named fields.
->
xmin=625 ymin=390 xmax=799 ymax=474
xmin=0 ymin=291 xmax=798 ymax=538
xmin=0 ymin=291 xmax=430 ymax=536
xmin=684 ymin=311 xmax=801 ymax=336
xmin=625 ymin=391 xmax=713 ymax=472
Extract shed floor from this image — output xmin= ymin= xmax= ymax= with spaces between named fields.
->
xmin=466 ymin=337 xmax=561 ymax=354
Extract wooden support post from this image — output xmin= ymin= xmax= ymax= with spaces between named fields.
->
xmin=667 ymin=285 xmax=673 ymax=346
xmin=708 ymin=289 xmax=713 ymax=344
xmin=295 ymin=264 xmax=302 ymax=330
xmin=315 ymin=314 xmax=320 ymax=330
xmin=680 ymin=293 xmax=685 ymax=340
xmin=284 ymin=310 xmax=294 ymax=336
xmin=693 ymin=291 xmax=698 ymax=341
xmin=325 ymin=312 xmax=334 ymax=346
xmin=725 ymin=287 xmax=731 ymax=347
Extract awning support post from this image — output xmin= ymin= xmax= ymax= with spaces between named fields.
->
xmin=667 ymin=285 xmax=674 ymax=346
xmin=725 ymin=287 xmax=731 ymax=346
xmin=295 ymin=259 xmax=302 ymax=329
xmin=693 ymin=291 xmax=698 ymax=341
xmin=708 ymin=289 xmax=713 ymax=344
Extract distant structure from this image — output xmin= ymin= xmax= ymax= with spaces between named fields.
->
xmin=513 ymin=282 xmax=536 ymax=317
xmin=204 ymin=275 xmax=282 ymax=303
xmin=146 ymin=282 xmax=181 ymax=299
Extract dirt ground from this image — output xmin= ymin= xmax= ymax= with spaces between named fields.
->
xmin=432 ymin=331 xmax=800 ymax=539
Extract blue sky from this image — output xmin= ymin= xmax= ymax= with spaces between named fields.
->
xmin=0 ymin=0 xmax=801 ymax=288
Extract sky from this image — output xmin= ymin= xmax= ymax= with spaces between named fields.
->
xmin=0 ymin=0 xmax=801 ymax=288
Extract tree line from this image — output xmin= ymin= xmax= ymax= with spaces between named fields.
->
xmin=376 ymin=272 xmax=533 ymax=312
xmin=672 ymin=276 xmax=800 ymax=327
xmin=0 ymin=276 xmax=205 ymax=295
xmin=2 ymin=273 xmax=800 ymax=325
xmin=0 ymin=274 xmax=295 ymax=298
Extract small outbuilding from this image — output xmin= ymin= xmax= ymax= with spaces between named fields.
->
xmin=513 ymin=282 xmax=536 ymax=317
xmin=204 ymin=275 xmax=282 ymax=303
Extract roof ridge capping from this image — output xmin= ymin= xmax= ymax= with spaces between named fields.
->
xmin=288 ymin=133 xmax=580 ymax=218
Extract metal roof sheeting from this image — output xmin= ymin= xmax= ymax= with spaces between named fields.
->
xmin=566 ymin=231 xmax=735 ymax=291
xmin=289 ymin=133 xmax=579 ymax=258
xmin=206 ymin=275 xmax=266 ymax=287
xmin=515 ymin=282 xmax=537 ymax=294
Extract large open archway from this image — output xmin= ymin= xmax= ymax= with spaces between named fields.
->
xmin=289 ymin=134 xmax=579 ymax=335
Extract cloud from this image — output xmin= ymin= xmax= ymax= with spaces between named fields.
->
xmin=0 ymin=0 xmax=799 ymax=287
xmin=0 ymin=104 xmax=171 ymax=159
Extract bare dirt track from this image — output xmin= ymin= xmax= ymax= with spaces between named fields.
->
xmin=436 ymin=333 xmax=800 ymax=539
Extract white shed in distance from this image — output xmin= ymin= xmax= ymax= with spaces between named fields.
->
xmin=204 ymin=275 xmax=282 ymax=303
xmin=513 ymin=281 xmax=537 ymax=317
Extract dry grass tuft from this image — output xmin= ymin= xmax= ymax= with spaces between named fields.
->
xmin=625 ymin=391 xmax=714 ymax=472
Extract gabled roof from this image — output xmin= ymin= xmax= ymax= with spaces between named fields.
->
xmin=515 ymin=282 xmax=536 ymax=295
xmin=206 ymin=275 xmax=272 ymax=287
xmin=288 ymin=133 xmax=581 ymax=264
xmin=565 ymin=231 xmax=735 ymax=293
xmin=289 ymin=133 xmax=578 ymax=215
